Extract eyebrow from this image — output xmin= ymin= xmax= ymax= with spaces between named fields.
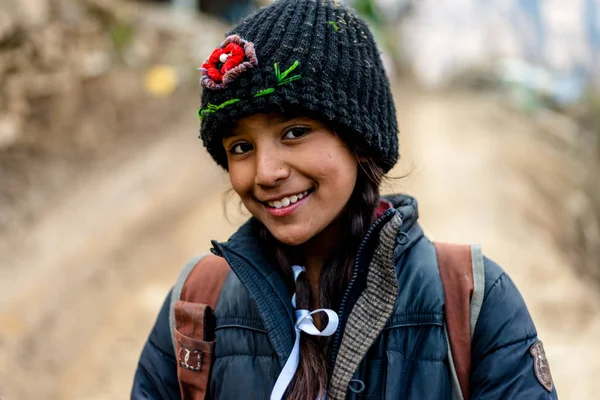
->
xmin=270 ymin=114 xmax=295 ymax=124
xmin=223 ymin=121 xmax=250 ymax=139
xmin=223 ymin=128 xmax=241 ymax=140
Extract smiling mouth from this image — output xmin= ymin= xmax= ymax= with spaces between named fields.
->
xmin=264 ymin=189 xmax=313 ymax=209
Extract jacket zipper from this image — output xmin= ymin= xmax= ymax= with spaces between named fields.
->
xmin=212 ymin=214 xmax=398 ymax=376
xmin=327 ymin=209 xmax=395 ymax=376
xmin=210 ymin=241 xmax=223 ymax=256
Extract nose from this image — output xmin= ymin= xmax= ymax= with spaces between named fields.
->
xmin=254 ymin=144 xmax=290 ymax=187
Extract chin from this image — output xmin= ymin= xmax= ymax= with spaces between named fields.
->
xmin=268 ymin=226 xmax=313 ymax=247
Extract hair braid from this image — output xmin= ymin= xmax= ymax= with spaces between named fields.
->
xmin=257 ymin=156 xmax=385 ymax=399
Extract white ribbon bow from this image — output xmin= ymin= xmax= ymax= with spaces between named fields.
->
xmin=270 ymin=265 xmax=339 ymax=400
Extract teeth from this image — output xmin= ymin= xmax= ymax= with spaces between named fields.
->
xmin=267 ymin=190 xmax=310 ymax=208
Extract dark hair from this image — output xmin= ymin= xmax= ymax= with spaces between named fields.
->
xmin=256 ymin=152 xmax=385 ymax=399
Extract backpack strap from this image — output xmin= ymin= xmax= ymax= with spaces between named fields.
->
xmin=169 ymin=253 xmax=231 ymax=400
xmin=434 ymin=243 xmax=485 ymax=400
xmin=169 ymin=255 xmax=209 ymax=351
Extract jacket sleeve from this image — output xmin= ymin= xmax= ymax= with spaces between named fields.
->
xmin=470 ymin=258 xmax=558 ymax=399
xmin=131 ymin=289 xmax=181 ymax=400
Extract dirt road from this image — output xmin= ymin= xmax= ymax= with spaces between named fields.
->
xmin=1 ymin=83 xmax=598 ymax=399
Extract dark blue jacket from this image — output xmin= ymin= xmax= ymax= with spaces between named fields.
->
xmin=132 ymin=195 xmax=558 ymax=399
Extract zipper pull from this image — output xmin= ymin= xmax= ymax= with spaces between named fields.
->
xmin=210 ymin=240 xmax=224 ymax=256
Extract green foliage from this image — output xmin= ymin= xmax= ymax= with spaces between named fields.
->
xmin=109 ymin=23 xmax=134 ymax=55
xmin=585 ymin=92 xmax=600 ymax=143
xmin=353 ymin=0 xmax=379 ymax=23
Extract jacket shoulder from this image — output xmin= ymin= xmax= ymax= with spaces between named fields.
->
xmin=470 ymin=257 xmax=557 ymax=398
xmin=215 ymin=268 xmax=266 ymax=331
xmin=481 ymin=255 xmax=506 ymax=297
xmin=393 ymin=236 xmax=445 ymax=315
xmin=474 ymin=256 xmax=538 ymax=351
xmin=392 ymin=236 xmax=516 ymax=320
xmin=132 ymin=289 xmax=181 ymax=399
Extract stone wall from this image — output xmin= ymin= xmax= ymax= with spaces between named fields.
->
xmin=0 ymin=0 xmax=226 ymax=236
xmin=0 ymin=0 xmax=225 ymax=149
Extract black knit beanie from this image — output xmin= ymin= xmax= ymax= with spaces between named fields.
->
xmin=198 ymin=0 xmax=399 ymax=172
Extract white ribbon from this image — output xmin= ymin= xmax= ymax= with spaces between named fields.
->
xmin=270 ymin=266 xmax=340 ymax=400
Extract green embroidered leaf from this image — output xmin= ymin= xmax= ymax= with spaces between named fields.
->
xmin=254 ymin=88 xmax=276 ymax=97
xmin=273 ymin=61 xmax=301 ymax=87
xmin=214 ymin=98 xmax=241 ymax=109
xmin=197 ymin=98 xmax=241 ymax=119
xmin=277 ymin=75 xmax=301 ymax=86
xmin=279 ymin=60 xmax=300 ymax=81
xmin=274 ymin=63 xmax=281 ymax=81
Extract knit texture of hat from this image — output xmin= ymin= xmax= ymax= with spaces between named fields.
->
xmin=198 ymin=0 xmax=399 ymax=172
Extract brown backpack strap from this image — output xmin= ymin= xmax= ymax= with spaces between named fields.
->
xmin=434 ymin=243 xmax=477 ymax=400
xmin=172 ymin=254 xmax=231 ymax=400
xmin=179 ymin=254 xmax=231 ymax=306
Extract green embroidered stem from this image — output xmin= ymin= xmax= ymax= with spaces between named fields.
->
xmin=213 ymin=98 xmax=240 ymax=109
xmin=328 ymin=21 xmax=340 ymax=32
xmin=254 ymin=88 xmax=276 ymax=97
xmin=277 ymin=75 xmax=301 ymax=86
xmin=274 ymin=61 xmax=301 ymax=86
xmin=279 ymin=60 xmax=299 ymax=81
xmin=198 ymin=98 xmax=241 ymax=119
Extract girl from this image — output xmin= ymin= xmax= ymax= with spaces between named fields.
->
xmin=132 ymin=1 xmax=558 ymax=399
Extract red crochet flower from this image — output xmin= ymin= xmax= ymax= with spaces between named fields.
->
xmin=199 ymin=35 xmax=258 ymax=90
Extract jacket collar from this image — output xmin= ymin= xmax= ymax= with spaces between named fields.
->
xmin=212 ymin=219 xmax=296 ymax=368
xmin=211 ymin=194 xmax=423 ymax=369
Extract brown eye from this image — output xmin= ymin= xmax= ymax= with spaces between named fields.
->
xmin=282 ymin=127 xmax=310 ymax=140
xmin=230 ymin=142 xmax=253 ymax=155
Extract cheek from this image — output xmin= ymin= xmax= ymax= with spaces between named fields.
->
xmin=314 ymin=151 xmax=357 ymax=198
xmin=228 ymin=164 xmax=253 ymax=198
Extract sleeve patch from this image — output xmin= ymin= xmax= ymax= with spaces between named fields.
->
xmin=530 ymin=340 xmax=554 ymax=392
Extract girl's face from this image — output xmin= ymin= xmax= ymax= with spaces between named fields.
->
xmin=224 ymin=114 xmax=358 ymax=246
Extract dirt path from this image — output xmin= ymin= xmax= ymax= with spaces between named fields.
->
xmin=1 ymin=83 xmax=598 ymax=399
xmin=392 ymin=86 xmax=600 ymax=400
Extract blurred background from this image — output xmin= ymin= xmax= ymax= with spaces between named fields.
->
xmin=1 ymin=0 xmax=599 ymax=398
